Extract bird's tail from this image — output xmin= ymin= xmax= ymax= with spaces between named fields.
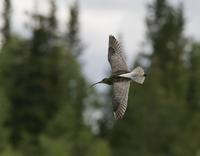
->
xmin=130 ymin=66 xmax=146 ymax=84
xmin=119 ymin=66 xmax=146 ymax=84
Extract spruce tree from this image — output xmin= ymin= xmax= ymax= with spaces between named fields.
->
xmin=1 ymin=0 xmax=11 ymax=43
xmin=178 ymin=42 xmax=200 ymax=156
xmin=66 ymin=1 xmax=83 ymax=57
xmin=49 ymin=0 xmax=57 ymax=31
xmin=187 ymin=43 xmax=200 ymax=110
xmin=0 ymin=0 xmax=12 ymax=149
xmin=0 ymin=3 xmax=63 ymax=150
xmin=0 ymin=0 xmax=111 ymax=155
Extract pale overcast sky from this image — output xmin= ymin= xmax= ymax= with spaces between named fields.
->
xmin=1 ymin=0 xmax=200 ymax=88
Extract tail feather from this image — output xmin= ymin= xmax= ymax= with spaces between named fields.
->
xmin=119 ymin=66 xmax=146 ymax=84
xmin=132 ymin=76 xmax=145 ymax=84
xmin=131 ymin=66 xmax=144 ymax=76
xmin=131 ymin=66 xmax=146 ymax=84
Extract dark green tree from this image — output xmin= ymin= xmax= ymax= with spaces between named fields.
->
xmin=187 ymin=43 xmax=200 ymax=110
xmin=0 ymin=36 xmax=31 ymax=151
xmin=0 ymin=0 xmax=111 ymax=155
xmin=0 ymin=0 xmax=12 ymax=151
xmin=0 ymin=81 xmax=10 ymax=153
xmin=66 ymin=1 xmax=83 ymax=57
xmin=49 ymin=0 xmax=57 ymax=30
xmin=177 ymin=42 xmax=200 ymax=156
xmin=1 ymin=0 xmax=11 ymax=43
xmin=0 ymin=3 xmax=63 ymax=151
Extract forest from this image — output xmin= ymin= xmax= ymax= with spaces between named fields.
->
xmin=0 ymin=0 xmax=200 ymax=155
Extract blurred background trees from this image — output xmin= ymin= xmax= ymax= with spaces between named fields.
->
xmin=0 ymin=0 xmax=199 ymax=156
xmin=109 ymin=0 xmax=200 ymax=156
xmin=0 ymin=0 xmax=110 ymax=155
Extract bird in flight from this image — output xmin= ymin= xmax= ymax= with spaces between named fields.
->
xmin=91 ymin=35 xmax=146 ymax=120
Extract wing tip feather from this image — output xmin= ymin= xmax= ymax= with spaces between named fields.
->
xmin=109 ymin=35 xmax=121 ymax=51
xmin=113 ymin=111 xmax=124 ymax=120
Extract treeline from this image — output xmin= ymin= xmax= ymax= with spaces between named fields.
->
xmin=0 ymin=0 xmax=110 ymax=155
xmin=109 ymin=0 xmax=200 ymax=156
xmin=0 ymin=0 xmax=200 ymax=156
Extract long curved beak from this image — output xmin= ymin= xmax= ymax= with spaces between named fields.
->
xmin=90 ymin=81 xmax=102 ymax=87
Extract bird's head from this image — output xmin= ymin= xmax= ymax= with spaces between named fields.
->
xmin=90 ymin=78 xmax=111 ymax=87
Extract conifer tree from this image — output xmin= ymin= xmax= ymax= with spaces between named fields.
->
xmin=2 ymin=0 xmax=11 ymax=43
xmin=178 ymin=42 xmax=200 ymax=155
xmin=0 ymin=2 xmax=63 ymax=149
xmin=49 ymin=0 xmax=57 ymax=30
xmin=0 ymin=0 xmax=111 ymax=155
xmin=66 ymin=1 xmax=83 ymax=57
xmin=187 ymin=43 xmax=200 ymax=110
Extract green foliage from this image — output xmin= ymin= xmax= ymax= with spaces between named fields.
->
xmin=49 ymin=0 xmax=57 ymax=30
xmin=66 ymin=1 xmax=83 ymax=57
xmin=187 ymin=43 xmax=200 ymax=110
xmin=177 ymin=42 xmax=200 ymax=155
xmin=147 ymin=0 xmax=187 ymax=97
xmin=0 ymin=0 xmax=111 ymax=156
xmin=87 ymin=138 xmax=111 ymax=156
xmin=0 ymin=146 xmax=22 ymax=156
xmin=2 ymin=0 xmax=11 ymax=42
xmin=0 ymin=36 xmax=30 ymax=145
xmin=0 ymin=89 xmax=10 ymax=151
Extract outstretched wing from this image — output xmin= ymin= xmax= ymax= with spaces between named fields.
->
xmin=112 ymin=81 xmax=130 ymax=120
xmin=108 ymin=35 xmax=129 ymax=75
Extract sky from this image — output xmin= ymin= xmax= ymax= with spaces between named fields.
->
xmin=1 ymin=0 xmax=200 ymax=90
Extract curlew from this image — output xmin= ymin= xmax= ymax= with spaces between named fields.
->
xmin=91 ymin=35 xmax=146 ymax=120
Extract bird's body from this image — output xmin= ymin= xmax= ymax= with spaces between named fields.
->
xmin=91 ymin=35 xmax=146 ymax=120
xmin=100 ymin=73 xmax=131 ymax=85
